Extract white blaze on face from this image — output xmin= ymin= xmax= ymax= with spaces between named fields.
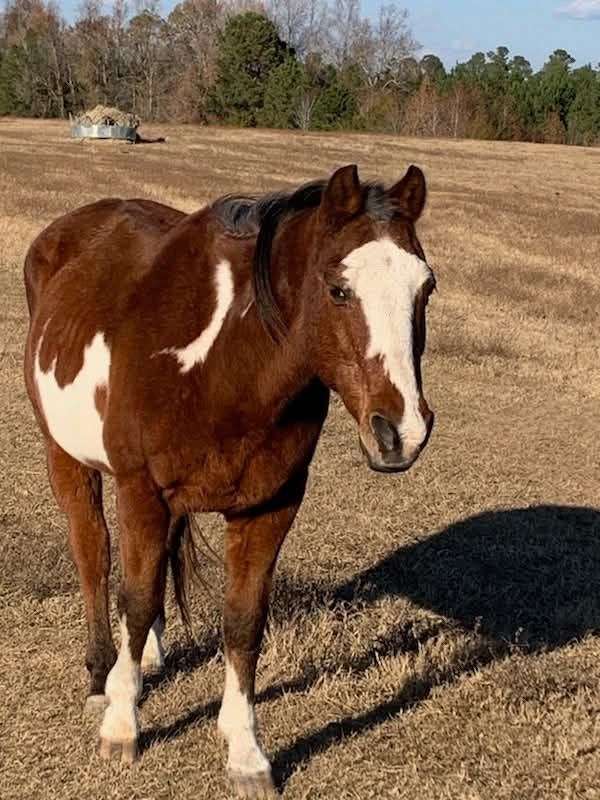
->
xmin=217 ymin=659 xmax=271 ymax=778
xmin=167 ymin=259 xmax=234 ymax=373
xmin=342 ymin=237 xmax=431 ymax=451
xmin=35 ymin=330 xmax=111 ymax=469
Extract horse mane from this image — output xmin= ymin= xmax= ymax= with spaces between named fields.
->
xmin=210 ymin=179 xmax=395 ymax=341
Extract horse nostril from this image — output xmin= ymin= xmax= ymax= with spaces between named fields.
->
xmin=370 ymin=413 xmax=401 ymax=454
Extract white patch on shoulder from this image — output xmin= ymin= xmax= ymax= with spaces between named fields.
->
xmin=35 ymin=330 xmax=111 ymax=469
xmin=342 ymin=237 xmax=431 ymax=450
xmin=218 ymin=659 xmax=271 ymax=777
xmin=100 ymin=615 xmax=141 ymax=746
xmin=165 ymin=259 xmax=234 ymax=373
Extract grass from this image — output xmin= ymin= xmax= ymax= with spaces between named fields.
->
xmin=1 ymin=118 xmax=599 ymax=800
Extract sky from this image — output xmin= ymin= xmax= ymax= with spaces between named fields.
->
xmin=56 ymin=0 xmax=599 ymax=71
xmin=383 ymin=0 xmax=600 ymax=69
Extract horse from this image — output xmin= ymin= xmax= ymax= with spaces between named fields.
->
xmin=23 ymin=163 xmax=436 ymax=797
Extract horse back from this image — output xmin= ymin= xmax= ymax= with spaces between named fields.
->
xmin=24 ymin=198 xmax=184 ymax=316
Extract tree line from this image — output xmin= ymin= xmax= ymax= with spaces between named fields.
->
xmin=1 ymin=0 xmax=599 ymax=145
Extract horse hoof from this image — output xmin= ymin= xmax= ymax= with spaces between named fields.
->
xmin=83 ymin=694 xmax=108 ymax=718
xmin=98 ymin=736 xmax=139 ymax=764
xmin=228 ymin=769 xmax=277 ymax=798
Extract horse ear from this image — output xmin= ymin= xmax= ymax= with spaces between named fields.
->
xmin=388 ymin=165 xmax=427 ymax=221
xmin=321 ymin=164 xmax=363 ymax=219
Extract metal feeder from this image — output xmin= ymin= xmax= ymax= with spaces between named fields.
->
xmin=71 ymin=123 xmax=137 ymax=142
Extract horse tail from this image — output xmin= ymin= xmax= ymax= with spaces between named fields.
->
xmin=168 ymin=513 xmax=218 ymax=633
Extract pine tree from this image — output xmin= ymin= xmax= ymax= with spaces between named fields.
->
xmin=567 ymin=66 xmax=600 ymax=145
xmin=0 ymin=44 xmax=28 ymax=115
xmin=539 ymin=49 xmax=577 ymax=128
xmin=260 ymin=56 xmax=307 ymax=128
xmin=209 ymin=11 xmax=288 ymax=126
xmin=311 ymin=74 xmax=356 ymax=130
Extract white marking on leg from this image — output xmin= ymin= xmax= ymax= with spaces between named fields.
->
xmin=100 ymin=616 xmax=141 ymax=745
xmin=343 ymin=238 xmax=432 ymax=451
xmin=141 ymin=617 xmax=165 ymax=672
xmin=83 ymin=694 xmax=108 ymax=717
xmin=35 ymin=330 xmax=111 ymax=469
xmin=218 ymin=659 xmax=271 ymax=777
xmin=162 ymin=259 xmax=234 ymax=373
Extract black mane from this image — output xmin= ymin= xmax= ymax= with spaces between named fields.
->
xmin=210 ymin=179 xmax=395 ymax=341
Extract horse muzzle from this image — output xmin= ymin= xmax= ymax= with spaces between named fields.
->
xmin=359 ymin=409 xmax=434 ymax=474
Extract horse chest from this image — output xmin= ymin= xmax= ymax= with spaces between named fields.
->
xmin=161 ymin=392 xmax=329 ymax=515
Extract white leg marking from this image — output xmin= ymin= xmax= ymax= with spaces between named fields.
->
xmin=343 ymin=237 xmax=432 ymax=450
xmin=141 ymin=617 xmax=165 ymax=672
xmin=35 ymin=330 xmax=112 ymax=469
xmin=162 ymin=259 xmax=234 ymax=373
xmin=100 ymin=616 xmax=141 ymax=746
xmin=83 ymin=693 xmax=108 ymax=718
xmin=218 ymin=659 xmax=271 ymax=777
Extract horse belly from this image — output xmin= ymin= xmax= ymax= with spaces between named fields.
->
xmin=34 ymin=331 xmax=112 ymax=470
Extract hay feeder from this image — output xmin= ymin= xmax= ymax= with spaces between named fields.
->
xmin=70 ymin=105 xmax=139 ymax=142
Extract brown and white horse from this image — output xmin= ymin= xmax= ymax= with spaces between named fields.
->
xmin=23 ymin=164 xmax=436 ymax=796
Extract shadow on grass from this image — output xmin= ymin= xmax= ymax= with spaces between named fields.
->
xmin=270 ymin=504 xmax=600 ymax=786
xmin=139 ymin=631 xmax=221 ymax=705
xmin=143 ymin=505 xmax=600 ymax=788
xmin=330 ymin=504 xmax=600 ymax=650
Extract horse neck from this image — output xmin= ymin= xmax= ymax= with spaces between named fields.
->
xmin=230 ymin=209 xmax=320 ymax=423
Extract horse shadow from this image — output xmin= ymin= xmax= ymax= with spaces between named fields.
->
xmin=142 ymin=504 xmax=600 ymax=788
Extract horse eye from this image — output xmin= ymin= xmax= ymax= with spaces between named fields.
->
xmin=330 ymin=286 xmax=349 ymax=304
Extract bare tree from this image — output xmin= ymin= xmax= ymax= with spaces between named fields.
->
xmin=222 ymin=0 xmax=266 ymax=14
xmin=326 ymin=0 xmax=361 ymax=68
xmin=127 ymin=6 xmax=168 ymax=118
xmin=266 ymin=0 xmax=326 ymax=55
xmin=168 ymin=0 xmax=223 ymax=81
xmin=166 ymin=0 xmax=224 ymax=119
xmin=131 ymin=0 xmax=160 ymax=14
xmin=1 ymin=0 xmax=71 ymax=116
xmin=68 ymin=0 xmax=118 ymax=107
xmin=292 ymin=87 xmax=318 ymax=129
xmin=352 ymin=4 xmax=418 ymax=89
xmin=44 ymin=3 xmax=69 ymax=116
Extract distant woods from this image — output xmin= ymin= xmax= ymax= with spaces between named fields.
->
xmin=1 ymin=0 xmax=599 ymax=145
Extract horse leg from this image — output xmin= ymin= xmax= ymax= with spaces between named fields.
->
xmin=218 ymin=471 xmax=308 ymax=798
xmin=46 ymin=441 xmax=116 ymax=710
xmin=141 ymin=610 xmax=165 ymax=673
xmin=139 ymin=514 xmax=190 ymax=673
xmin=99 ymin=472 xmax=169 ymax=762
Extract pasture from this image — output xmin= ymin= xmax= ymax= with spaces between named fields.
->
xmin=1 ymin=118 xmax=599 ymax=799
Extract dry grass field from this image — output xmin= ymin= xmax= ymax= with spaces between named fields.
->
xmin=1 ymin=118 xmax=599 ymax=800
